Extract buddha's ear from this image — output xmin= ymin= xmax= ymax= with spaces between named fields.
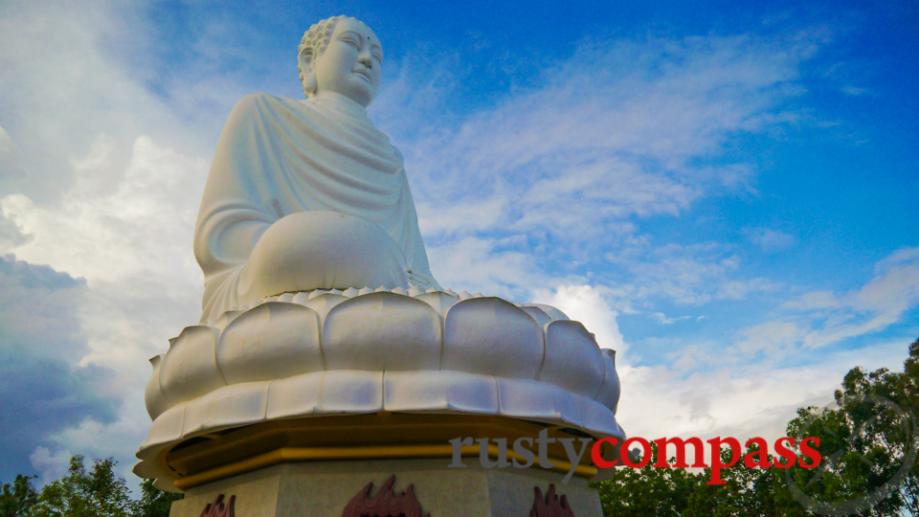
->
xmin=298 ymin=47 xmax=318 ymax=96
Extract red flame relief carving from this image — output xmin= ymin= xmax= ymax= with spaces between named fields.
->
xmin=200 ymin=494 xmax=235 ymax=517
xmin=530 ymin=484 xmax=576 ymax=517
xmin=341 ymin=475 xmax=429 ymax=517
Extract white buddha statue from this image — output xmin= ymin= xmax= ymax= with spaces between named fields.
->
xmin=193 ymin=16 xmax=440 ymax=323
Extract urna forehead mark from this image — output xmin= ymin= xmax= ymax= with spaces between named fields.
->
xmin=341 ymin=19 xmax=382 ymax=49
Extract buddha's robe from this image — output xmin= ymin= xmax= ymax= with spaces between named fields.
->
xmin=193 ymin=92 xmax=439 ymax=323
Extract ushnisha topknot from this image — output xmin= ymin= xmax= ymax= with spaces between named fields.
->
xmin=297 ymin=15 xmax=377 ymax=98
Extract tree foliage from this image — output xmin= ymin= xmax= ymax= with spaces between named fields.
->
xmin=0 ymin=457 xmax=180 ymax=517
xmin=26 ymin=456 xmax=131 ymax=517
xmin=594 ymin=338 xmax=918 ymax=516
xmin=595 ymin=443 xmax=808 ymax=516
xmin=0 ymin=475 xmax=38 ymax=517
xmin=781 ymin=338 xmax=918 ymax=516
xmin=131 ymin=479 xmax=182 ymax=517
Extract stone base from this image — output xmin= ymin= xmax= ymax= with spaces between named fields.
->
xmin=170 ymin=458 xmax=602 ymax=516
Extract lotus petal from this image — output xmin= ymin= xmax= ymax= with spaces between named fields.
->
xmin=596 ymin=349 xmax=620 ymax=412
xmin=144 ymin=355 xmax=166 ymax=419
xmin=324 ymin=292 xmax=441 ymax=370
xmin=383 ymin=370 xmax=498 ymax=413
xmin=266 ymin=371 xmax=323 ymax=419
xmin=443 ymin=298 xmax=543 ymax=379
xmin=542 ymin=321 xmax=605 ymax=397
xmin=523 ymin=303 xmax=569 ymax=321
xmin=218 ymin=302 xmax=322 ymax=384
xmin=183 ymin=382 xmax=268 ymax=436
xmin=319 ymin=370 xmax=383 ymax=413
xmin=158 ymin=326 xmax=224 ymax=408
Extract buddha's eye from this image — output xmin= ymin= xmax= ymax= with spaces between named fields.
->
xmin=339 ymin=35 xmax=360 ymax=48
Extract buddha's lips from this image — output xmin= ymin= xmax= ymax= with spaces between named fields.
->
xmin=353 ymin=68 xmax=372 ymax=82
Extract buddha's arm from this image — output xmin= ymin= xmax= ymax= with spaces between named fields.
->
xmin=194 ymin=93 xmax=292 ymax=276
xmin=193 ymin=94 xmax=283 ymax=321
xmin=399 ymin=174 xmax=441 ymax=290
xmin=193 ymin=194 xmax=276 ymax=323
xmin=194 ymin=203 xmax=272 ymax=274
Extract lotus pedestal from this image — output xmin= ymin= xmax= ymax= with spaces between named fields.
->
xmin=136 ymin=290 xmax=623 ymax=516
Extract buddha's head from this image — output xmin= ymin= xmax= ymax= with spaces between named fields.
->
xmin=298 ymin=16 xmax=383 ymax=107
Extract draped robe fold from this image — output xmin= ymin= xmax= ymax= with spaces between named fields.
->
xmin=193 ymin=92 xmax=439 ymax=323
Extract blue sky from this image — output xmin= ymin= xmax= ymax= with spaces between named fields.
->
xmin=0 ymin=0 xmax=917 ymax=486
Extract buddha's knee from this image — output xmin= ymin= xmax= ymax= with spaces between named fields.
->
xmin=240 ymin=211 xmax=409 ymax=299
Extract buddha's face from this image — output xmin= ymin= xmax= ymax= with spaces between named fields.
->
xmin=308 ymin=18 xmax=382 ymax=107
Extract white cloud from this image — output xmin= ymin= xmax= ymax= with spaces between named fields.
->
xmin=782 ymin=290 xmax=840 ymax=310
xmin=740 ymin=247 xmax=919 ymax=356
xmin=537 ymin=251 xmax=917 ymax=445
xmin=373 ymin=28 xmax=817 ymax=316
xmin=417 ymin=194 xmax=507 ymax=236
xmin=606 ymin=242 xmax=781 ymax=306
xmin=29 ymin=447 xmax=72 ymax=486
xmin=35 ymin=398 xmax=153 ymax=490
xmin=427 ymin=236 xmax=544 ymax=299
xmin=650 ymin=312 xmax=692 ymax=325
xmin=667 ymin=344 xmax=707 ymax=370
xmin=377 ymin=33 xmax=817 ymax=256
xmin=744 ymin=226 xmax=796 ymax=252
xmin=0 ymin=135 xmax=208 ymax=484
xmin=0 ymin=138 xmax=210 ymax=480
xmin=1 ymin=136 xmax=206 ymax=285
xmin=0 ymin=2 xmax=186 ymax=201
xmin=619 ymin=334 xmax=910 ymax=443
xmin=0 ymin=126 xmax=25 ymax=183
xmin=527 ymin=276 xmax=912 ymax=447
xmin=0 ymin=2 xmax=219 ymax=481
